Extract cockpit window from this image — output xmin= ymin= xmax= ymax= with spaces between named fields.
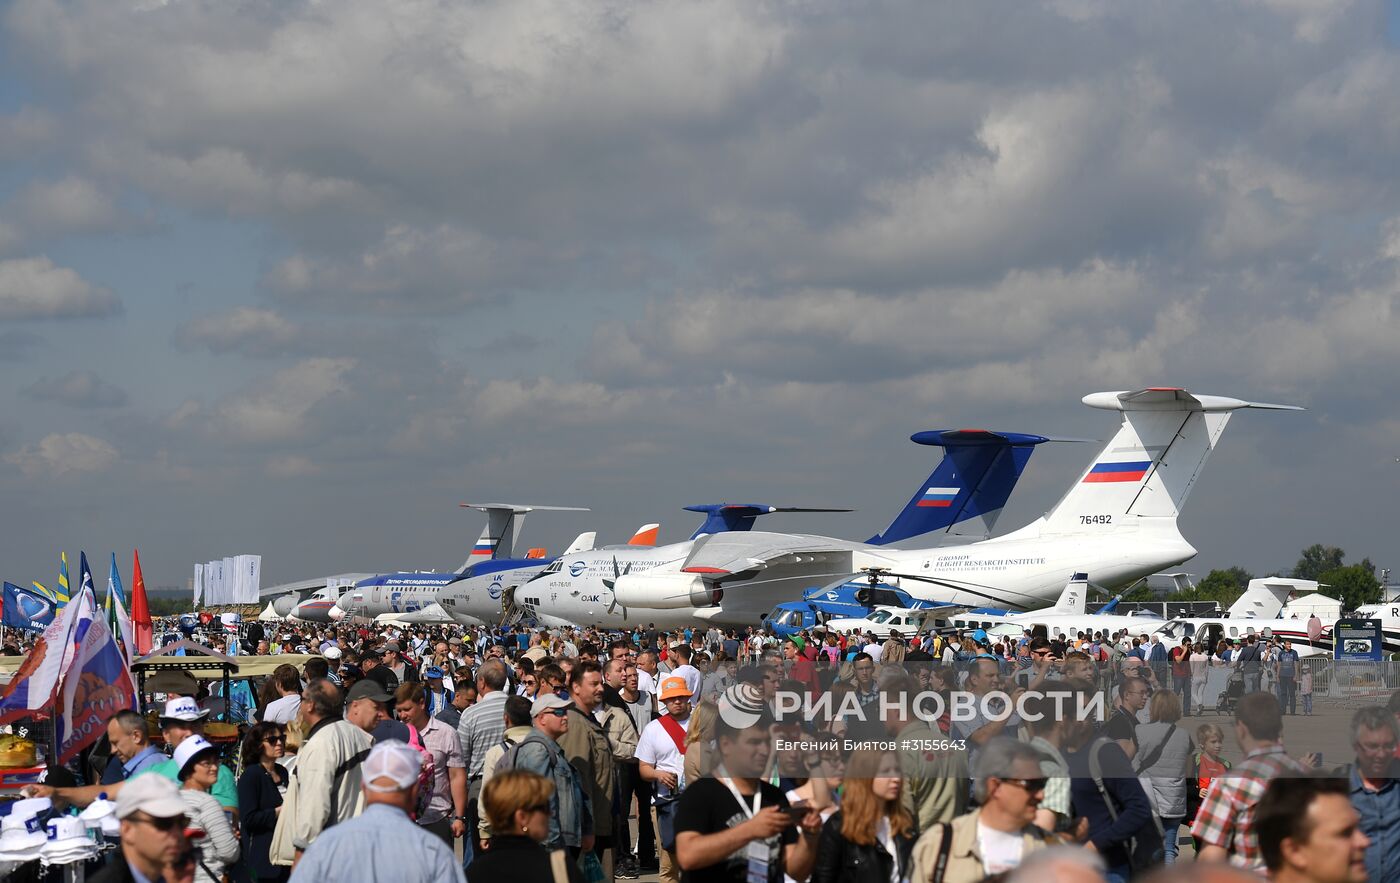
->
xmin=869 ymin=610 xmax=892 ymax=623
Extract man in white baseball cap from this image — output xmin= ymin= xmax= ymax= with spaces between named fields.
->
xmin=94 ymin=774 xmax=192 ymax=883
xmin=288 ymin=741 xmax=463 ymax=883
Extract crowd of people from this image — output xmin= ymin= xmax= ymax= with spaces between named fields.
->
xmin=7 ymin=615 xmax=1399 ymax=883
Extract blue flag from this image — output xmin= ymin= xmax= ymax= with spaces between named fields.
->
xmin=78 ymin=552 xmax=95 ymax=602
xmin=3 ymin=582 xmax=57 ymax=631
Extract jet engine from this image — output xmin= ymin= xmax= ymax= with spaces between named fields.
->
xmin=613 ymin=571 xmax=723 ymax=610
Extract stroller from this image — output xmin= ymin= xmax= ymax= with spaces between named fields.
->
xmin=1216 ymin=668 xmax=1245 ymax=714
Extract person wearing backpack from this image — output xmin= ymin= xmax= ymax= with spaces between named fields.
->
xmin=478 ymin=695 xmax=538 ymax=844
xmin=1061 ymin=685 xmax=1161 ymax=883
xmin=1133 ymin=691 xmax=1193 ymax=864
xmin=395 ymin=682 xmax=467 ymax=847
xmin=498 ymin=693 xmax=594 ymax=858
xmin=269 ymin=679 xmax=375 ymax=868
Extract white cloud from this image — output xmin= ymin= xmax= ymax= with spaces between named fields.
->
xmin=1245 ymin=0 xmax=1354 ymax=43
xmin=213 ymin=357 xmax=356 ymax=442
xmin=176 ymin=307 xmax=302 ymax=356
xmin=4 ymin=431 xmax=119 ymax=477
xmin=5 ymin=175 xmax=122 ymax=238
xmin=587 ymin=261 xmax=1154 ymax=386
xmin=0 ymin=107 xmax=55 ymax=161
xmin=267 ymin=224 xmax=500 ymax=312
xmin=266 ymin=454 xmax=320 ymax=477
xmin=0 ymin=256 xmax=121 ymax=320
xmin=23 ymin=369 xmax=129 ymax=408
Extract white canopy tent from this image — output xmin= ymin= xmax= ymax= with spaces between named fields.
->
xmin=1281 ymin=592 xmax=1343 ymax=620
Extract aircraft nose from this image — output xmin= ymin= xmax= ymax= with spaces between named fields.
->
xmin=328 ymin=604 xmax=347 ymax=622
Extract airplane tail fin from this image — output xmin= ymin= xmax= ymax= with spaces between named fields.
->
xmin=685 ymin=504 xmax=852 ymax=539
xmin=457 ymin=502 xmax=589 ymax=571
xmin=1049 ymin=573 xmax=1091 ymax=614
xmin=868 ymin=430 xmax=1068 ymax=545
xmin=628 ymin=524 xmax=661 ymax=546
xmin=563 ymin=532 xmax=597 ymax=555
xmin=1035 ymin=389 xmax=1302 ymax=536
xmin=1228 ymin=578 xmax=1315 ymax=619
xmin=524 ymin=548 xmax=548 ymax=559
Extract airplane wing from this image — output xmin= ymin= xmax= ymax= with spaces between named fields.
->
xmin=678 ymin=531 xmax=870 ymax=580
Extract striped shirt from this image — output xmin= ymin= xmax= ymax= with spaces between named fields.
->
xmin=457 ymin=689 xmax=509 ymax=779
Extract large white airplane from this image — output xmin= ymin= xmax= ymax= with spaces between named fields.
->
xmin=496 ymin=429 xmax=1068 ymax=628
xmin=610 ymin=388 xmax=1303 ymax=626
xmin=327 ymin=503 xmax=589 ymax=623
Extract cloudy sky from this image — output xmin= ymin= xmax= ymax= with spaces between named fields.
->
xmin=1 ymin=0 xmax=1398 ymax=594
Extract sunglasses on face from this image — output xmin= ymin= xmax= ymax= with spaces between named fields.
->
xmin=134 ymin=814 xmax=188 ymax=832
xmin=264 ymin=736 xmax=285 ymax=744
xmin=542 ymin=708 xmax=569 ymax=718
xmin=1000 ymin=777 xmax=1049 ymax=793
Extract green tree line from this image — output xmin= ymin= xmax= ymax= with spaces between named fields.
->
xmin=1120 ymin=543 xmax=1383 ymax=612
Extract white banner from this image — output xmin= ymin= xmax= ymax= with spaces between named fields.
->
xmin=194 ymin=555 xmax=262 ymax=606
xmin=210 ymin=559 xmax=224 ymax=607
xmin=222 ymin=557 xmax=235 ymax=606
xmin=231 ymin=555 xmax=260 ymax=604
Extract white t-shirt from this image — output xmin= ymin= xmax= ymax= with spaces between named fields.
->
xmin=637 ymin=669 xmax=657 ymax=695
xmin=670 ymin=663 xmax=702 ymax=704
xmin=865 ymin=642 xmax=884 ymax=663
xmin=635 ymin=714 xmax=690 ymax=777
xmin=976 ymin=821 xmax=1024 ymax=876
xmin=261 ymin=693 xmax=302 ymax=724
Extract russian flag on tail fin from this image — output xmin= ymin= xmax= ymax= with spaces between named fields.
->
xmin=468 ymin=525 xmax=497 ymax=558
xmin=917 ymin=487 xmax=959 ymax=508
xmin=868 ymin=429 xmax=1069 ymax=546
xmin=1082 ymin=461 xmax=1153 ymax=483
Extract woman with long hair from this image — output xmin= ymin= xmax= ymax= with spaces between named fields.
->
xmin=236 ymin=722 xmax=289 ymax=883
xmin=812 ymin=749 xmax=915 ymax=883
xmin=682 ymin=698 xmax=719 ymax=786
xmin=468 ymin=770 xmax=584 ymax=883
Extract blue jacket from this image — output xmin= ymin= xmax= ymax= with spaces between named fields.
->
xmin=507 ymin=730 xmax=593 ymax=850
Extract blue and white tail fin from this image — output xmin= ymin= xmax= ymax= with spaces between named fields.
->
xmin=868 ymin=430 xmax=1062 ymax=545
xmin=1032 ymin=389 xmax=1302 ymax=537
xmin=686 ymin=504 xmax=852 ymax=540
xmin=1048 ymin=573 xmax=1091 ymax=615
xmin=456 ymin=502 xmax=590 ymax=572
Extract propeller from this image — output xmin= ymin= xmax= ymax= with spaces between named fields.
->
xmin=602 ymin=555 xmax=632 ymax=618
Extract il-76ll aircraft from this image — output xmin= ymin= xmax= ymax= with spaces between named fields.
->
xmin=502 ymin=429 xmax=1062 ymax=628
xmin=609 ymin=388 xmax=1302 ymax=626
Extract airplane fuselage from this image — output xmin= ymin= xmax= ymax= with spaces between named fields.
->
xmin=610 ymin=523 xmax=1197 ymax=627
xmin=333 ymin=574 xmax=458 ymax=621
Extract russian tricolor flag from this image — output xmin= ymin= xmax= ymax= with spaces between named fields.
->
xmin=469 ymin=539 xmax=497 ymax=557
xmin=917 ymin=487 xmax=959 ymax=507
xmin=1082 ymin=461 xmax=1152 ymax=483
